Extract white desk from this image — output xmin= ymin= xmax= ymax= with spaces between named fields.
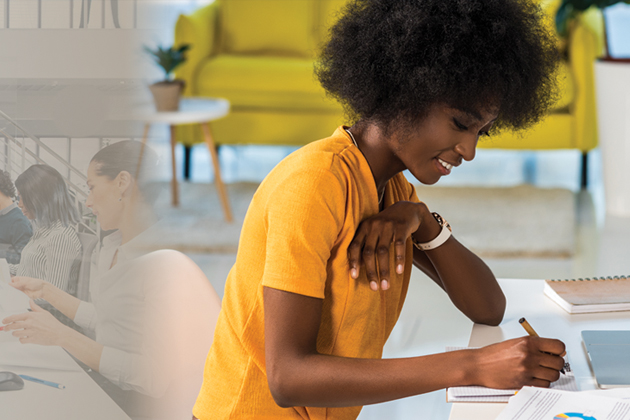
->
xmin=449 ymin=278 xmax=630 ymax=420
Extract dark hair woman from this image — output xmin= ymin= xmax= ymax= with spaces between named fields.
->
xmin=192 ymin=0 xmax=564 ymax=419
xmin=13 ymin=165 xmax=81 ymax=292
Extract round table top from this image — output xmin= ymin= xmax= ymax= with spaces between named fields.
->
xmin=134 ymin=98 xmax=230 ymax=124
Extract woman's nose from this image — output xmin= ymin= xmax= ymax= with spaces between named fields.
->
xmin=454 ymin=135 xmax=477 ymax=162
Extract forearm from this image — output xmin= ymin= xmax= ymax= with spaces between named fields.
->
xmin=42 ymin=282 xmax=81 ymax=320
xmin=57 ymin=327 xmax=104 ymax=372
xmin=410 ymin=205 xmax=505 ymax=325
xmin=268 ymin=349 xmax=476 ymax=408
xmin=413 ymin=239 xmax=505 ymax=325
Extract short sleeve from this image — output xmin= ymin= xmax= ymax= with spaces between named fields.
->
xmin=261 ymin=168 xmax=345 ymax=299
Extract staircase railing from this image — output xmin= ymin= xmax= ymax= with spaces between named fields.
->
xmin=0 ymin=109 xmax=98 ymax=237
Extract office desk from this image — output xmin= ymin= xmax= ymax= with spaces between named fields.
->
xmin=0 ymin=273 xmax=130 ymax=420
xmin=449 ymin=278 xmax=630 ymax=420
xmin=0 ymin=360 xmax=131 ymax=420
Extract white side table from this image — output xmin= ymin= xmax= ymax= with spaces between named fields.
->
xmin=137 ymin=98 xmax=233 ymax=222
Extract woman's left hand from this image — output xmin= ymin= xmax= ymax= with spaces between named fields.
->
xmin=348 ymin=201 xmax=427 ymax=291
xmin=2 ymin=300 xmax=69 ymax=346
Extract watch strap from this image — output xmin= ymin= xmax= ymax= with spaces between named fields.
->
xmin=412 ymin=212 xmax=452 ymax=251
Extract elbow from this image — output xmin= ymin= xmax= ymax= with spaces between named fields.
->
xmin=266 ymin=363 xmax=301 ymax=408
xmin=470 ymin=296 xmax=506 ymax=326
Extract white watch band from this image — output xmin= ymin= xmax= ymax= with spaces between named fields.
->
xmin=412 ymin=212 xmax=452 ymax=251
xmin=415 ymin=224 xmax=452 ymax=250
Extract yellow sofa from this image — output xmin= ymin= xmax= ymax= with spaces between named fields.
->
xmin=174 ymin=0 xmax=603 ymax=182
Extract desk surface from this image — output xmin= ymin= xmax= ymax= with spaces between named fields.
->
xmin=449 ymin=278 xmax=630 ymax=420
xmin=0 ymin=275 xmax=130 ymax=420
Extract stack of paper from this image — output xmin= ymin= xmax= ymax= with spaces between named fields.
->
xmin=496 ymin=386 xmax=630 ymax=420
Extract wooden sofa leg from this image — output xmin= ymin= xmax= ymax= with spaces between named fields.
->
xmin=581 ymin=152 xmax=588 ymax=189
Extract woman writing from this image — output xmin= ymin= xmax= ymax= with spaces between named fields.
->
xmin=193 ymin=0 xmax=565 ymax=419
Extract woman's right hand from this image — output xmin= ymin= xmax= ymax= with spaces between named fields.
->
xmin=10 ymin=276 xmax=47 ymax=300
xmin=470 ymin=336 xmax=566 ymax=389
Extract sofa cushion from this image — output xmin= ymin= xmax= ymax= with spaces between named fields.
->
xmin=197 ymin=55 xmax=341 ymax=111
xmin=219 ymin=0 xmax=316 ymax=57
xmin=552 ymin=60 xmax=574 ymax=112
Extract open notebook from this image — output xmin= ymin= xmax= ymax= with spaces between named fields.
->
xmin=445 ymin=347 xmax=578 ymax=403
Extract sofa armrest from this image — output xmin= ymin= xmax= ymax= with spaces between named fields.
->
xmin=567 ymin=7 xmax=603 ymax=151
xmin=174 ymin=1 xmax=220 ymax=96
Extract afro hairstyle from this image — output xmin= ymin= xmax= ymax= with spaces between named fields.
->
xmin=315 ymin=0 xmax=560 ymax=135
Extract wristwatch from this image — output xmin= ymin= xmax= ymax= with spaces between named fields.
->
xmin=412 ymin=212 xmax=452 ymax=251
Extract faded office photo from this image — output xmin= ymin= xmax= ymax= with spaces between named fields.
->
xmin=0 ymin=1 xmax=221 ymax=420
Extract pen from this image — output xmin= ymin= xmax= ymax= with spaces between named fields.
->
xmin=18 ymin=375 xmax=66 ymax=389
xmin=519 ymin=317 xmax=566 ymax=374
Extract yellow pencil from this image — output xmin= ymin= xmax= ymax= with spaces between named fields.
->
xmin=519 ymin=317 xmax=539 ymax=337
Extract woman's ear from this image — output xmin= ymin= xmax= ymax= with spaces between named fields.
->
xmin=116 ymin=170 xmax=133 ymax=196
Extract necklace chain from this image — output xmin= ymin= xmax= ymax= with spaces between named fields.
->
xmin=345 ymin=128 xmax=385 ymax=206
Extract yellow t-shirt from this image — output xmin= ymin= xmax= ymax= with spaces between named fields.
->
xmin=193 ymin=127 xmax=419 ymax=419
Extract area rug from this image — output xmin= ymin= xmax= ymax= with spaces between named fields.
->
xmin=143 ymin=182 xmax=576 ymax=258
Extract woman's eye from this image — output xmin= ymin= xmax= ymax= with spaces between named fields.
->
xmin=453 ymin=119 xmax=468 ymax=131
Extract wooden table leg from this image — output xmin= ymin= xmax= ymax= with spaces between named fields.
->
xmin=201 ymin=122 xmax=233 ymax=223
xmin=136 ymin=124 xmax=151 ymax=180
xmin=170 ymin=125 xmax=179 ymax=207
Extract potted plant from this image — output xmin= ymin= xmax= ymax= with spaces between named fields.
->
xmin=555 ymin=1 xmax=630 ymax=217
xmin=144 ymin=44 xmax=191 ymax=112
xmin=555 ymin=0 xmax=630 ymax=61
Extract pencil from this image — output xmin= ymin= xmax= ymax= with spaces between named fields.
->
xmin=519 ymin=317 xmax=565 ymax=374
xmin=19 ymin=375 xmax=65 ymax=389
xmin=518 ymin=317 xmax=539 ymax=337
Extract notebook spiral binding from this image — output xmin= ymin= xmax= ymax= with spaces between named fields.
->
xmin=548 ymin=275 xmax=629 ymax=282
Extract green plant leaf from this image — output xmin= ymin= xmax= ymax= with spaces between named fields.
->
xmin=144 ymin=43 xmax=192 ymax=80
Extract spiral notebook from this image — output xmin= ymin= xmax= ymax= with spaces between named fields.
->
xmin=543 ymin=275 xmax=630 ymax=314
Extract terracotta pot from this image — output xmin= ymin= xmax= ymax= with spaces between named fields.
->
xmin=148 ymin=80 xmax=185 ymax=112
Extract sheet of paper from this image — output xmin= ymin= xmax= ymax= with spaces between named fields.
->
xmin=496 ymin=386 xmax=630 ymax=420
xmin=446 ymin=347 xmax=578 ymax=403
xmin=0 ymin=274 xmax=30 ymax=313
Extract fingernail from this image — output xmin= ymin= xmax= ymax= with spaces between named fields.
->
xmin=396 ymin=264 xmax=403 ymax=274
xmin=351 ymin=269 xmax=357 ymax=278
xmin=370 ymin=281 xmax=378 ymax=291
xmin=381 ymin=280 xmax=389 ymax=290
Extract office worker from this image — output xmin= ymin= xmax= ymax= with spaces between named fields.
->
xmin=11 ymin=165 xmax=82 ymax=294
xmin=192 ymin=1 xmax=566 ymax=419
xmin=0 ymin=170 xmax=32 ymax=264
xmin=4 ymin=141 xmax=220 ymax=419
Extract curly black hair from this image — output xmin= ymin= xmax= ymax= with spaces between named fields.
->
xmin=0 ymin=170 xmax=16 ymax=199
xmin=316 ymin=0 xmax=559 ymax=134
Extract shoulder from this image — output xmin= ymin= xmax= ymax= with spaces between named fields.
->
xmin=261 ymin=129 xmax=364 ymax=197
xmin=44 ymin=224 xmax=81 ymax=249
